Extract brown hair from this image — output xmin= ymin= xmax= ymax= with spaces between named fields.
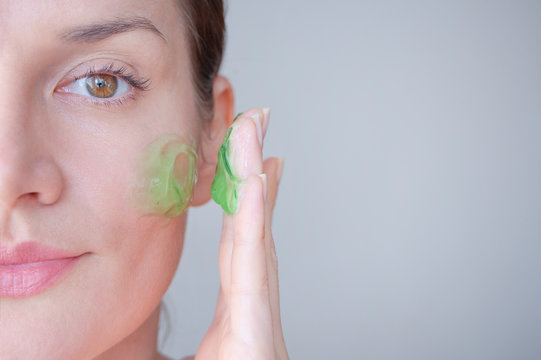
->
xmin=176 ymin=0 xmax=226 ymax=122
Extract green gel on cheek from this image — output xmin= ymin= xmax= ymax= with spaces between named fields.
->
xmin=211 ymin=121 xmax=242 ymax=215
xmin=133 ymin=135 xmax=197 ymax=218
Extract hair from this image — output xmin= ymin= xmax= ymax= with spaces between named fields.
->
xmin=175 ymin=0 xmax=226 ymax=123
xmin=159 ymin=0 xmax=226 ymax=349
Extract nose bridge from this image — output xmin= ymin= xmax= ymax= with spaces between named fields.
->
xmin=0 ymin=57 xmax=63 ymax=215
xmin=0 ymin=86 xmax=35 ymax=210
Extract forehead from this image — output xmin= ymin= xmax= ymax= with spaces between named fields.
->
xmin=0 ymin=0 xmax=185 ymax=49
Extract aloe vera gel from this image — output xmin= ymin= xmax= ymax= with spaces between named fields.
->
xmin=133 ymin=135 xmax=197 ymax=217
xmin=210 ymin=124 xmax=242 ymax=215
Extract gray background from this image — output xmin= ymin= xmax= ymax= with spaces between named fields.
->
xmin=160 ymin=1 xmax=541 ymax=359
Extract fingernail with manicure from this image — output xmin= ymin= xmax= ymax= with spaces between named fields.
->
xmin=251 ymin=113 xmax=263 ymax=147
xmin=262 ymin=107 xmax=271 ymax=138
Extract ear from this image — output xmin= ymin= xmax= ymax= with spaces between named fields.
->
xmin=190 ymin=75 xmax=235 ymax=207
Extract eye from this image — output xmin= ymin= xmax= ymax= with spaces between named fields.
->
xmin=64 ymin=73 xmax=131 ymax=99
xmin=86 ymin=74 xmax=118 ymax=98
xmin=55 ymin=62 xmax=151 ymax=108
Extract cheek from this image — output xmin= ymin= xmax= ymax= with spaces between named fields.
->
xmin=131 ymin=134 xmax=197 ymax=217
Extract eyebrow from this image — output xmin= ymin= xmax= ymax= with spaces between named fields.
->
xmin=58 ymin=16 xmax=166 ymax=44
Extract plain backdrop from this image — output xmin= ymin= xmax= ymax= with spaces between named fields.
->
xmin=160 ymin=1 xmax=541 ymax=359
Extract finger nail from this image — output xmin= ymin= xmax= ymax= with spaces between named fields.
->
xmin=262 ymin=107 xmax=271 ymax=138
xmin=251 ymin=113 xmax=263 ymax=147
xmin=259 ymin=173 xmax=267 ymax=202
xmin=276 ymin=158 xmax=285 ymax=185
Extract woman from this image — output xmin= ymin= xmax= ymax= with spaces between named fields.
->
xmin=0 ymin=1 xmax=289 ymax=359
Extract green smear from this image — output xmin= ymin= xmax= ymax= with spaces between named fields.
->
xmin=134 ymin=135 xmax=197 ymax=218
xmin=211 ymin=124 xmax=242 ymax=215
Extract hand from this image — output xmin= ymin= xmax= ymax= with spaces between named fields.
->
xmin=186 ymin=108 xmax=289 ymax=360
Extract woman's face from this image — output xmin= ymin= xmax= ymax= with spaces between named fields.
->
xmin=0 ymin=1 xmax=215 ymax=358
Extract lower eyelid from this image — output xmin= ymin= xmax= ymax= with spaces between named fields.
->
xmin=55 ymin=87 xmax=139 ymax=109
xmin=83 ymin=92 xmax=138 ymax=108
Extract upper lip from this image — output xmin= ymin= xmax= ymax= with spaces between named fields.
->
xmin=0 ymin=241 xmax=81 ymax=265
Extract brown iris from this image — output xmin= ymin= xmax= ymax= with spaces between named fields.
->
xmin=85 ymin=74 xmax=117 ymax=98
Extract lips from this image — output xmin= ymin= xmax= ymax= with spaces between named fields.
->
xmin=0 ymin=242 xmax=84 ymax=297
xmin=0 ymin=241 xmax=80 ymax=265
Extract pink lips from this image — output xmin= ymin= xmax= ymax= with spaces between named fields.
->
xmin=0 ymin=242 xmax=83 ymax=298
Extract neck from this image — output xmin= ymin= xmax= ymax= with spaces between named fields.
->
xmin=92 ymin=302 xmax=167 ymax=360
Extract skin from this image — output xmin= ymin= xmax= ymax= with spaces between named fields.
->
xmin=133 ymin=134 xmax=197 ymax=219
xmin=0 ymin=1 xmax=288 ymax=360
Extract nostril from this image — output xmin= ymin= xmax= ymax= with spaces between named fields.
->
xmin=1 ymin=158 xmax=63 ymax=208
xmin=22 ymin=192 xmax=39 ymax=201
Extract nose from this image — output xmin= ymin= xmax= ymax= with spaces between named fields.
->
xmin=0 ymin=90 xmax=63 ymax=220
xmin=0 ymin=143 xmax=63 ymax=209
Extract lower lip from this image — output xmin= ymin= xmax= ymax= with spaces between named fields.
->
xmin=0 ymin=256 xmax=82 ymax=298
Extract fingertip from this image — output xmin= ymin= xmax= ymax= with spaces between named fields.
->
xmin=253 ymin=113 xmax=263 ymax=147
xmin=229 ymin=117 xmax=264 ymax=179
xmin=263 ymin=157 xmax=279 ymax=176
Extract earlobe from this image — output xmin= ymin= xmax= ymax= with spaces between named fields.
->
xmin=190 ymin=75 xmax=235 ymax=207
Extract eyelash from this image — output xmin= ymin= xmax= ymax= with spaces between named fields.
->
xmin=70 ymin=62 xmax=151 ymax=108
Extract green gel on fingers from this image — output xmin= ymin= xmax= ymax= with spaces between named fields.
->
xmin=133 ymin=135 xmax=197 ymax=218
xmin=211 ymin=121 xmax=242 ymax=215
